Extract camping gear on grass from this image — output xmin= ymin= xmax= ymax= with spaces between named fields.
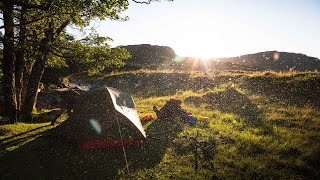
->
xmin=141 ymin=114 xmax=154 ymax=122
xmin=153 ymin=98 xmax=198 ymax=125
xmin=51 ymin=86 xmax=146 ymax=149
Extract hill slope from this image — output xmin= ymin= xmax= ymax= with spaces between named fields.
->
xmin=220 ymin=51 xmax=320 ymax=71
xmin=120 ymin=45 xmax=320 ymax=71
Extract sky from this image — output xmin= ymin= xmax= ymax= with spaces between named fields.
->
xmin=88 ymin=0 xmax=320 ymax=58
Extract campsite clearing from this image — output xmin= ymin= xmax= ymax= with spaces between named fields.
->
xmin=1 ymin=71 xmax=320 ymax=179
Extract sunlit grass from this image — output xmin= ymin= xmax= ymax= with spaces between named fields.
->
xmin=0 ymin=112 xmax=68 ymax=157
xmin=0 ymin=123 xmax=53 ymax=156
xmin=130 ymin=99 xmax=319 ymax=178
xmin=1 ymin=70 xmax=319 ymax=178
xmin=124 ymin=72 xmax=320 ymax=179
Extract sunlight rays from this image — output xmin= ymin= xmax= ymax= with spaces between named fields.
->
xmin=173 ymin=55 xmax=215 ymax=74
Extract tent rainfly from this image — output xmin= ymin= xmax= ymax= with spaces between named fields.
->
xmin=53 ymin=86 xmax=146 ymax=149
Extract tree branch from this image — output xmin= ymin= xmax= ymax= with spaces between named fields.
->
xmin=0 ymin=12 xmax=74 ymax=29
xmin=131 ymin=0 xmax=153 ymax=4
xmin=0 ymin=16 xmax=45 ymax=29
xmin=51 ymin=50 xmax=75 ymax=59
xmin=54 ymin=19 xmax=70 ymax=37
xmin=130 ymin=0 xmax=173 ymax=4
xmin=6 ymin=0 xmax=54 ymax=10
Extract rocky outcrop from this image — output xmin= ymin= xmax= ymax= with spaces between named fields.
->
xmin=122 ymin=44 xmax=176 ymax=69
xmin=220 ymin=51 xmax=320 ymax=71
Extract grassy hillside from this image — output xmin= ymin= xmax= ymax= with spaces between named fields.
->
xmin=1 ymin=70 xmax=319 ymax=179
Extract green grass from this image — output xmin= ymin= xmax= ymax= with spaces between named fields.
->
xmin=130 ymin=84 xmax=319 ymax=179
xmin=0 ymin=123 xmax=53 ymax=155
xmin=1 ymin=70 xmax=319 ymax=179
xmin=0 ymin=112 xmax=68 ymax=157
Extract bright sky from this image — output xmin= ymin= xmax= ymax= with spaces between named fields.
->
xmin=92 ymin=0 xmax=320 ymax=58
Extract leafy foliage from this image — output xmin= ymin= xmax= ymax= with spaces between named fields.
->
xmin=49 ymin=33 xmax=131 ymax=74
xmin=0 ymin=0 xmax=137 ymax=121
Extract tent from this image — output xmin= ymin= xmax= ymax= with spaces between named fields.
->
xmin=52 ymin=86 xmax=146 ymax=149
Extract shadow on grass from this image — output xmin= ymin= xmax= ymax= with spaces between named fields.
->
xmin=0 ymin=110 xmax=62 ymax=125
xmin=201 ymin=88 xmax=270 ymax=128
xmin=31 ymin=109 xmax=65 ymax=123
xmin=0 ymin=125 xmax=51 ymax=144
xmin=241 ymin=76 xmax=320 ymax=108
xmin=97 ymin=73 xmax=237 ymax=98
xmin=126 ymin=118 xmax=184 ymax=169
xmin=0 ymin=125 xmax=51 ymax=158
xmin=0 ymin=118 xmax=183 ymax=179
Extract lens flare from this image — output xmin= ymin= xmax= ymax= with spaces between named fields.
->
xmin=274 ymin=52 xmax=280 ymax=61
xmin=201 ymin=58 xmax=210 ymax=72
xmin=88 ymin=119 xmax=102 ymax=135
xmin=174 ymin=55 xmax=185 ymax=62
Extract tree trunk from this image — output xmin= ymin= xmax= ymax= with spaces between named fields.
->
xmin=2 ymin=1 xmax=17 ymax=123
xmin=21 ymin=62 xmax=31 ymax=107
xmin=15 ymin=55 xmax=26 ymax=112
xmin=15 ymin=8 xmax=27 ymax=115
xmin=21 ymin=54 xmax=45 ymax=121
xmin=21 ymin=31 xmax=52 ymax=122
xmin=20 ymin=19 xmax=68 ymax=122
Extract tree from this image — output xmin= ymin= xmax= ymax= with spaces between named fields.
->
xmin=1 ymin=0 xmax=172 ymax=123
xmin=1 ymin=0 xmax=17 ymax=122
xmin=51 ymin=32 xmax=131 ymax=74
xmin=0 ymin=0 xmax=136 ymax=122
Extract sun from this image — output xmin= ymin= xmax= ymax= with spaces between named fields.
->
xmin=175 ymin=45 xmax=222 ymax=59
xmin=173 ymin=37 xmax=234 ymax=60
xmin=171 ymin=17 xmax=245 ymax=59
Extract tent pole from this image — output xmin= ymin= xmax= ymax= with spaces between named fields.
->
xmin=116 ymin=117 xmax=130 ymax=174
